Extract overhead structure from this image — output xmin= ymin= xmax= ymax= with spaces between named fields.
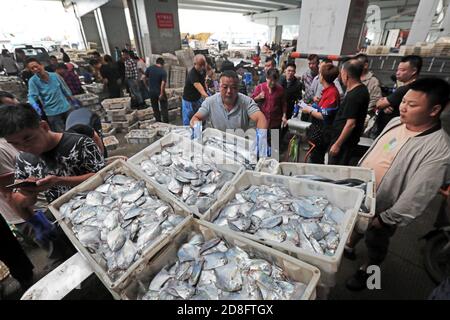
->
xmin=177 ymin=0 xmax=301 ymax=14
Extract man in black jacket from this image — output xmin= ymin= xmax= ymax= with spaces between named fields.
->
xmin=279 ymin=63 xmax=302 ymax=143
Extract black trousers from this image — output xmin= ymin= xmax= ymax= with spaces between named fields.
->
xmin=0 ymin=215 xmax=34 ymax=283
xmin=365 ymin=222 xmax=397 ymax=266
xmin=150 ymin=96 xmax=169 ymax=123
xmin=327 ymin=141 xmax=357 ymax=166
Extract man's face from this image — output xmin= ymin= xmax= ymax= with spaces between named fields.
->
xmin=264 ymin=60 xmax=275 ymax=71
xmin=121 ymin=52 xmax=129 ymax=60
xmin=285 ymin=66 xmax=295 ymax=80
xmin=339 ymin=68 xmax=348 ymax=86
xmin=219 ymin=76 xmax=239 ymax=105
xmin=308 ymin=59 xmax=319 ymax=73
xmin=5 ymin=122 xmax=49 ymax=155
xmin=50 ymin=57 xmax=57 ymax=65
xmin=0 ymin=97 xmax=19 ymax=106
xmin=195 ymin=59 xmax=206 ymax=73
xmin=27 ymin=61 xmax=44 ymax=74
xmin=396 ymin=62 xmax=417 ymax=83
xmin=55 ymin=68 xmax=65 ymax=76
xmin=399 ymin=89 xmax=441 ymax=127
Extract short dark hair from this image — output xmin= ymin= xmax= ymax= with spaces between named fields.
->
xmin=401 ymin=55 xmax=423 ymax=74
xmin=355 ymin=53 xmax=369 ymax=64
xmin=266 ymin=68 xmax=280 ymax=80
xmin=0 ymin=91 xmax=15 ymax=104
xmin=219 ymin=70 xmax=239 ymax=82
xmin=342 ymin=59 xmax=364 ymax=80
xmin=321 ymin=58 xmax=333 ymax=64
xmin=49 ymin=55 xmax=57 ymax=60
xmin=0 ymin=103 xmax=41 ymax=137
xmin=265 ymin=56 xmax=276 ymax=64
xmin=25 ymin=57 xmax=41 ymax=66
xmin=121 ymin=49 xmax=130 ymax=55
xmin=104 ymin=55 xmax=113 ymax=64
xmin=286 ymin=63 xmax=296 ymax=70
xmin=308 ymin=54 xmax=319 ymax=63
xmin=408 ymin=77 xmax=450 ymax=112
xmin=156 ymin=57 xmax=165 ymax=65
xmin=89 ymin=58 xmax=100 ymax=66
xmin=92 ymin=51 xmax=101 ymax=58
xmin=66 ymin=124 xmax=94 ymax=138
xmin=321 ymin=64 xmax=340 ymax=84
xmin=55 ymin=63 xmax=67 ymax=70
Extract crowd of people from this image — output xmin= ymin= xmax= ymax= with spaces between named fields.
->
xmin=0 ymin=43 xmax=449 ymax=299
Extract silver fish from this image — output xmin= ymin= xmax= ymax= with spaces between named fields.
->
xmin=203 ymin=252 xmax=228 ymax=270
xmin=149 ymin=268 xmax=172 ymax=291
xmin=107 ymin=227 xmax=126 ymax=252
xmin=214 ymin=262 xmax=243 ymax=292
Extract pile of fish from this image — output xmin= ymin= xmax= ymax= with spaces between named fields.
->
xmin=59 ymin=173 xmax=185 ymax=280
xmin=139 ymin=232 xmax=307 ymax=300
xmin=291 ymin=175 xmax=370 ymax=213
xmin=213 ymin=184 xmax=346 ymax=256
xmin=138 ymin=141 xmax=236 ymax=214
xmin=203 ymin=136 xmax=257 ymax=170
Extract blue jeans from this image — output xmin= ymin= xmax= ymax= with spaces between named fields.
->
xmin=182 ymin=98 xmax=203 ymax=126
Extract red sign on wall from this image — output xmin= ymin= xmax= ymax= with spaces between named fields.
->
xmin=156 ymin=13 xmax=174 ymax=29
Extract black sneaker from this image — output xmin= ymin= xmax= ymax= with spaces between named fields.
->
xmin=346 ymin=269 xmax=369 ymax=291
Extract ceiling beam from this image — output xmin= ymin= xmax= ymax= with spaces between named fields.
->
xmin=179 ymin=0 xmax=284 ymax=10
xmin=178 ymin=4 xmax=256 ymax=13
xmin=244 ymin=0 xmax=301 ymax=9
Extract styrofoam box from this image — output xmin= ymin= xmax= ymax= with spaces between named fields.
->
xmin=125 ymin=129 xmax=158 ymax=145
xmin=201 ymin=171 xmax=364 ymax=288
xmin=201 ymin=128 xmax=257 ymax=169
xmin=264 ymin=162 xmax=376 ymax=233
xmin=48 ymin=160 xmax=192 ymax=294
xmin=120 ymin=218 xmax=320 ymax=300
xmin=128 ymin=133 xmax=245 ymax=217
xmin=101 ymin=97 xmax=131 ymax=110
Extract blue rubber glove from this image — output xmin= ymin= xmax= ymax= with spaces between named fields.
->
xmin=293 ymin=103 xmax=300 ymax=118
xmin=30 ymin=102 xmax=42 ymax=117
xmin=26 ymin=210 xmax=57 ymax=244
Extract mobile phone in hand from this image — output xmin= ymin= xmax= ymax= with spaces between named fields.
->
xmin=4 ymin=181 xmax=38 ymax=190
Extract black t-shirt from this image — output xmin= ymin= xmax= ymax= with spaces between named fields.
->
xmin=183 ymin=67 xmax=206 ymax=102
xmin=377 ymin=84 xmax=410 ymax=133
xmin=15 ymin=133 xmax=105 ymax=203
xmin=145 ymin=65 xmax=167 ymax=98
xmin=332 ymin=84 xmax=370 ymax=146
xmin=100 ymin=63 xmax=120 ymax=84
xmin=280 ymin=75 xmax=302 ymax=112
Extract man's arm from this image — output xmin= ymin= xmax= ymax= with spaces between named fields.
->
xmin=190 ymin=99 xmax=210 ymax=127
xmin=329 ymin=118 xmax=356 ymax=156
xmin=379 ymin=160 xmax=448 ymax=226
xmin=193 ymin=82 xmax=208 ymax=99
xmin=249 ymin=111 xmax=268 ymax=129
xmin=190 ymin=112 xmax=205 ymax=128
xmin=27 ymin=77 xmax=40 ymax=105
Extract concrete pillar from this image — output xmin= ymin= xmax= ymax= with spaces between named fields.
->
xmin=80 ymin=12 xmax=103 ymax=52
xmin=296 ymin=0 xmax=369 ymax=55
xmin=406 ymin=0 xmax=440 ymax=45
xmin=129 ymin=0 xmax=181 ymax=60
xmin=275 ymin=25 xmax=283 ymax=43
xmin=439 ymin=3 xmax=450 ymax=37
xmin=99 ymin=0 xmax=132 ymax=55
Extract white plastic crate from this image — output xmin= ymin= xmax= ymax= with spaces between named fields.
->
xmin=125 ymin=129 xmax=158 ymax=145
xmin=120 ymin=218 xmax=320 ymax=300
xmin=128 ymin=133 xmax=245 ymax=217
xmin=201 ymin=171 xmax=364 ymax=288
xmin=101 ymin=97 xmax=131 ymax=110
xmin=106 ymin=109 xmax=136 ymax=123
xmin=269 ymin=162 xmax=376 ymax=233
xmin=48 ymin=160 xmax=192 ymax=294
xmin=103 ymin=135 xmax=119 ymax=151
xmin=74 ymin=93 xmax=99 ymax=106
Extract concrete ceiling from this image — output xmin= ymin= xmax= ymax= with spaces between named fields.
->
xmin=177 ymin=0 xmax=301 ymax=14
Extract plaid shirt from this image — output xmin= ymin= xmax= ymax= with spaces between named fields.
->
xmin=124 ymin=58 xmax=138 ymax=80
xmin=63 ymin=71 xmax=83 ymax=95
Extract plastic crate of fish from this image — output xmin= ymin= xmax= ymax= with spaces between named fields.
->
xmin=128 ymin=133 xmax=245 ymax=217
xmin=106 ymin=109 xmax=136 ymax=123
xmin=136 ymin=108 xmax=154 ymax=121
xmin=125 ymin=129 xmax=158 ymax=145
xmin=101 ymin=97 xmax=131 ymax=110
xmin=138 ymin=119 xmax=157 ymax=129
xmin=83 ymin=83 xmax=104 ymax=94
xmin=73 ymin=93 xmax=99 ymax=106
xmin=269 ymin=163 xmax=376 ymax=234
xmin=119 ymin=218 xmax=320 ymax=300
xmin=201 ymin=128 xmax=257 ymax=170
xmin=103 ymin=135 xmax=119 ymax=151
xmin=48 ymin=160 xmax=192 ymax=295
xmin=202 ymin=171 xmax=364 ymax=288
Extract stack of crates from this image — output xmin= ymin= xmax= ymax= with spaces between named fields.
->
xmin=101 ymin=97 xmax=138 ymax=133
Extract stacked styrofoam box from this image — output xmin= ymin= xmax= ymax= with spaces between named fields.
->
xmin=102 ymin=97 xmax=138 ymax=133
xmin=124 ymin=129 xmax=157 ymax=144
xmin=175 ymin=48 xmax=195 ymax=70
xmin=169 ymin=66 xmax=187 ymax=88
xmin=432 ymin=37 xmax=450 ymax=57
xmin=83 ymin=83 xmax=104 ymax=94
xmin=0 ymin=76 xmax=27 ymax=102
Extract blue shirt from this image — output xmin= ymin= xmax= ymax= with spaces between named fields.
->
xmin=28 ymin=72 xmax=71 ymax=116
